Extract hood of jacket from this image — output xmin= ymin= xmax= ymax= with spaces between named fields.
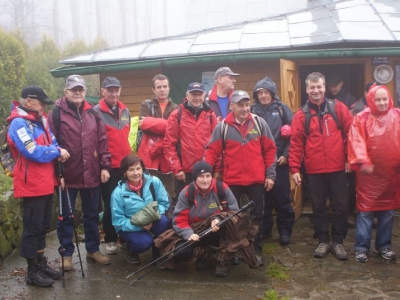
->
xmin=366 ymin=84 xmax=393 ymax=116
xmin=253 ymin=77 xmax=277 ymax=102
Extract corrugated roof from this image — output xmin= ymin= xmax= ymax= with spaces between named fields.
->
xmin=60 ymin=0 xmax=400 ymax=65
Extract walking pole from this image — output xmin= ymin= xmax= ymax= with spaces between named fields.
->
xmin=56 ymin=163 xmax=65 ymax=288
xmin=65 ymin=186 xmax=85 ymax=278
xmin=127 ymin=201 xmax=254 ymax=285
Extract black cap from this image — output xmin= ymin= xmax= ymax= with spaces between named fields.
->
xmin=21 ymin=86 xmax=54 ymax=105
xmin=192 ymin=161 xmax=213 ymax=181
xmin=102 ymin=77 xmax=121 ymax=88
xmin=187 ymin=82 xmax=205 ymax=93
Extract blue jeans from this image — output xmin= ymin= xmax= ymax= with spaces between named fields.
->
xmin=118 ymin=215 xmax=170 ymax=254
xmin=354 ymin=210 xmax=394 ymax=252
xmin=57 ymin=187 xmax=100 ymax=256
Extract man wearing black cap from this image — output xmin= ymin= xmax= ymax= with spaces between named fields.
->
xmin=93 ymin=77 xmax=131 ymax=255
xmin=206 ymin=67 xmax=240 ymax=121
xmin=327 ymin=74 xmax=357 ymax=109
xmin=48 ymin=75 xmax=112 ymax=270
xmin=164 ymin=82 xmax=218 ymax=196
xmin=7 ymin=86 xmax=70 ymax=287
xmin=204 ymin=90 xmax=277 ymax=265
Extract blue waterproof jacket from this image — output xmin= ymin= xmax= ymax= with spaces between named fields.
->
xmin=111 ymin=173 xmax=170 ymax=232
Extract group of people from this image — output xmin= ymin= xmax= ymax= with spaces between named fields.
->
xmin=7 ymin=66 xmax=400 ymax=288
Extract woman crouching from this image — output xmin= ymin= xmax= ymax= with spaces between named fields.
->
xmin=111 ymin=154 xmax=170 ymax=265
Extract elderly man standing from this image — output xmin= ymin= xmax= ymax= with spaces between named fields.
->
xmin=93 ymin=77 xmax=131 ymax=255
xmin=289 ymin=72 xmax=353 ymax=260
xmin=49 ymin=75 xmax=112 ymax=271
xmin=164 ymin=82 xmax=218 ymax=196
xmin=204 ymin=90 xmax=277 ymax=265
xmin=138 ymin=74 xmax=178 ymax=200
xmin=7 ymin=86 xmax=69 ymax=287
xmin=206 ymin=67 xmax=240 ymax=120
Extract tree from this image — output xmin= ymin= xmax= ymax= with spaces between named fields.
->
xmin=0 ymin=28 xmax=26 ymax=122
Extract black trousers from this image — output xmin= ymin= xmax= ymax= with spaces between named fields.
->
xmin=175 ymin=173 xmax=193 ymax=199
xmin=20 ymin=194 xmax=53 ymax=259
xmin=229 ymin=184 xmax=265 ymax=255
xmin=101 ymin=168 xmax=123 ymax=243
xmin=308 ymin=171 xmax=349 ymax=244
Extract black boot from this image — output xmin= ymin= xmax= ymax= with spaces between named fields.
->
xmin=37 ymin=255 xmax=63 ymax=280
xmin=152 ymin=245 xmax=166 ymax=270
xmin=26 ymin=258 xmax=54 ymax=287
xmin=215 ymin=261 xmax=229 ymax=277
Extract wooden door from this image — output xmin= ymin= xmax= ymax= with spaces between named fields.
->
xmin=280 ymin=59 xmax=303 ymax=220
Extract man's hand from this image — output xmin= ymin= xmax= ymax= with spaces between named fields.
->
xmin=60 ymin=177 xmax=65 ymax=189
xmin=175 ymin=171 xmax=186 ymax=181
xmin=360 ymin=163 xmax=374 ymax=175
xmin=101 ymin=169 xmax=110 ymax=183
xmin=345 ymin=162 xmax=352 ymax=173
xmin=292 ymin=173 xmax=301 ymax=186
xmin=188 ymin=233 xmax=199 ymax=242
xmin=142 ymin=222 xmax=153 ymax=231
xmin=211 ymin=219 xmax=220 ymax=232
xmin=58 ymin=148 xmax=70 ymax=162
xmin=264 ymin=178 xmax=275 ymax=192
xmin=213 ymin=172 xmax=222 ymax=181
xmin=277 ymin=156 xmax=288 ymax=166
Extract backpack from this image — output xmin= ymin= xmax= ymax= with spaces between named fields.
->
xmin=148 ymin=179 xmax=175 ymax=220
xmin=0 ymin=120 xmax=33 ymax=177
xmin=186 ymin=180 xmax=228 ymax=211
xmin=301 ymin=99 xmax=342 ymax=138
xmin=137 ymin=100 xmax=154 ymax=152
xmin=220 ymin=113 xmax=262 ymax=151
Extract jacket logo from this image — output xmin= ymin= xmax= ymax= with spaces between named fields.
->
xmin=249 ymin=129 xmax=258 ymax=134
xmin=208 ymin=203 xmax=218 ymax=209
xmin=121 ymin=116 xmax=128 ymax=121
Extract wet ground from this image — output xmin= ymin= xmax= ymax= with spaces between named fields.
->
xmin=1 ymin=213 xmax=400 ymax=300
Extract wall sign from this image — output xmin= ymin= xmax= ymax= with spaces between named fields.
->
xmin=372 ymin=57 xmax=389 ymax=66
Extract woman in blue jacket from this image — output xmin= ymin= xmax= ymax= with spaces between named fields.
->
xmin=111 ymin=154 xmax=170 ymax=264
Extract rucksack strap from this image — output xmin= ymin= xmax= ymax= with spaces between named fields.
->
xmin=149 ymin=181 xmax=156 ymax=201
xmin=187 ymin=182 xmax=196 ymax=207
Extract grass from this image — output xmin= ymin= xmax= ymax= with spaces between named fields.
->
xmin=266 ymin=262 xmax=290 ymax=281
xmin=264 ymin=290 xmax=290 ymax=300
xmin=263 ymin=243 xmax=278 ymax=255
xmin=0 ymin=171 xmax=13 ymax=193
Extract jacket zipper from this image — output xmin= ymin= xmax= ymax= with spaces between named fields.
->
xmin=324 ymin=119 xmax=330 ymax=137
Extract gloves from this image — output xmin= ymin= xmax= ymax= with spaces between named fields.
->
xmin=280 ymin=125 xmax=292 ymax=138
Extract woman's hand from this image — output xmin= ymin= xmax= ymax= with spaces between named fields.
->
xmin=188 ymin=234 xmax=199 ymax=242
xmin=211 ymin=219 xmax=220 ymax=232
xmin=142 ymin=222 xmax=153 ymax=231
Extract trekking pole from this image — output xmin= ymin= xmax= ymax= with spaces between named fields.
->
xmin=56 ymin=162 xmax=65 ymax=288
xmin=127 ymin=201 xmax=254 ymax=285
xmin=65 ymin=186 xmax=85 ymax=278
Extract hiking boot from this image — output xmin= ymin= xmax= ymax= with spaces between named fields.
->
xmin=255 ymin=254 xmax=264 ymax=267
xmin=119 ymin=242 xmax=127 ymax=251
xmin=106 ymin=242 xmax=119 ymax=254
xmin=374 ymin=248 xmax=396 ymax=260
xmin=230 ymin=256 xmax=241 ymax=265
xmin=59 ymin=256 xmax=72 ymax=271
xmin=86 ymin=251 xmax=111 ymax=265
xmin=152 ymin=246 xmax=166 ymax=270
xmin=314 ymin=243 xmax=329 ymax=258
xmin=195 ymin=256 xmax=208 ymax=269
xmin=127 ymin=251 xmax=140 ymax=264
xmin=215 ymin=262 xmax=229 ymax=277
xmin=37 ymin=256 xmax=62 ymax=280
xmin=279 ymin=235 xmax=290 ymax=246
xmin=330 ymin=243 xmax=348 ymax=261
xmin=355 ymin=250 xmax=368 ymax=263
xmin=26 ymin=266 xmax=54 ymax=287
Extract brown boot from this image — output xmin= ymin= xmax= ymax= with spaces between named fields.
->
xmin=59 ymin=256 xmax=72 ymax=271
xmin=86 ymin=251 xmax=110 ymax=265
xmin=215 ymin=261 xmax=229 ymax=277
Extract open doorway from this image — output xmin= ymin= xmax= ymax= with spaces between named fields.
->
xmin=299 ymin=64 xmax=365 ymax=106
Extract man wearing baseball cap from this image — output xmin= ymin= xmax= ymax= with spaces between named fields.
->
xmin=93 ymin=77 xmax=131 ymax=255
xmin=48 ymin=75 xmax=112 ymax=270
xmin=7 ymin=86 xmax=70 ymax=287
xmin=204 ymin=90 xmax=277 ymax=266
xmin=206 ymin=67 xmax=240 ymax=120
xmin=164 ymin=82 xmax=218 ymax=197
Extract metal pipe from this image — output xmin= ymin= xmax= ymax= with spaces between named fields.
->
xmin=50 ymin=47 xmax=400 ymax=78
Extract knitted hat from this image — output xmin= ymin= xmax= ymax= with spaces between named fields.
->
xmin=192 ymin=161 xmax=213 ymax=181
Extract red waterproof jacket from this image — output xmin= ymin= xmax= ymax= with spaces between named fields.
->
xmin=93 ymin=99 xmax=131 ymax=169
xmin=48 ymin=97 xmax=111 ymax=188
xmin=289 ymin=98 xmax=352 ymax=174
xmin=164 ymin=101 xmax=218 ymax=174
xmin=348 ymin=85 xmax=400 ymax=212
xmin=204 ymin=112 xmax=277 ymax=185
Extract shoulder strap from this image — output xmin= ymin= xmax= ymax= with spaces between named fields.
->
xmin=52 ymin=106 xmax=61 ymax=140
xmin=276 ymin=104 xmax=286 ymax=125
xmin=149 ymin=181 xmax=156 ymax=201
xmin=220 ymin=120 xmax=228 ymax=151
xmin=326 ymin=100 xmax=341 ymax=132
xmin=187 ymin=182 xmax=195 ymax=207
xmin=251 ymin=113 xmax=262 ymax=137
xmin=301 ymin=104 xmax=313 ymax=136
xmin=216 ymin=180 xmax=226 ymax=202
xmin=177 ymin=107 xmax=182 ymax=125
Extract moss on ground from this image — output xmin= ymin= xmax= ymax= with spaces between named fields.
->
xmin=266 ymin=262 xmax=290 ymax=281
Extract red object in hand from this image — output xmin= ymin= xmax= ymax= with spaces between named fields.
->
xmin=280 ymin=125 xmax=292 ymax=138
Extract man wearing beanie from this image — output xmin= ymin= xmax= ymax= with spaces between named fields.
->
xmin=204 ymin=90 xmax=277 ymax=266
xmin=164 ymin=82 xmax=218 ymax=197
xmin=171 ymin=161 xmax=240 ymax=277
xmin=251 ymin=77 xmax=295 ymax=246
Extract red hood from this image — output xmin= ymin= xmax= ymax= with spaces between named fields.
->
xmin=366 ymin=84 xmax=393 ymax=116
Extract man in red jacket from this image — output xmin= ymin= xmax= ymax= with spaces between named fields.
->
xmin=289 ymin=72 xmax=353 ymax=260
xmin=93 ymin=77 xmax=131 ymax=255
xmin=204 ymin=90 xmax=277 ymax=266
